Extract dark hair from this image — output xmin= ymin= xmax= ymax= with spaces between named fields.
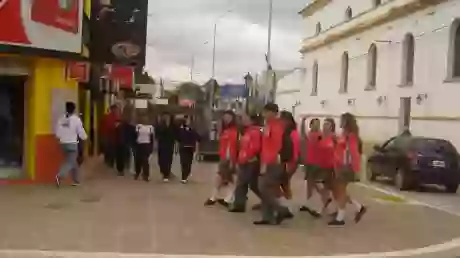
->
xmin=341 ymin=112 xmax=359 ymax=135
xmin=263 ymin=103 xmax=279 ymax=113
xmin=222 ymin=110 xmax=236 ymax=129
xmin=249 ymin=114 xmax=260 ymax=124
xmin=324 ymin=117 xmax=336 ymax=133
xmin=309 ymin=118 xmax=320 ymax=128
xmin=280 ymin=111 xmax=297 ymax=130
xmin=65 ymin=102 xmax=76 ymax=118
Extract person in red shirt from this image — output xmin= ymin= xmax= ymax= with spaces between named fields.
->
xmin=254 ymin=103 xmax=292 ymax=225
xmin=299 ymin=117 xmax=324 ymax=216
xmin=205 ymin=110 xmax=239 ymax=207
xmin=329 ymin=113 xmax=367 ymax=226
xmin=101 ymin=105 xmax=121 ymax=168
xmin=229 ymin=113 xmax=262 ymax=213
xmin=278 ymin=111 xmax=300 ymax=209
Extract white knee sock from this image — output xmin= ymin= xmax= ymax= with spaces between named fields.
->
xmin=351 ymin=199 xmax=362 ymax=211
xmin=336 ymin=209 xmax=346 ymax=221
xmin=224 ymin=185 xmax=235 ymax=203
xmin=210 ymin=186 xmax=221 ymax=201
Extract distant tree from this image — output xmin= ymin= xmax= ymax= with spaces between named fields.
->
xmin=135 ymin=71 xmax=155 ymax=84
xmin=177 ymin=81 xmax=205 ymax=103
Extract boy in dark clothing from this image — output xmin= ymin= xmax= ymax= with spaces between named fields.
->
xmin=155 ymin=113 xmax=176 ymax=181
xmin=114 ymin=119 xmax=135 ymax=176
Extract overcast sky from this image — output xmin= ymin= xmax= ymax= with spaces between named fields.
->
xmin=145 ymin=0 xmax=307 ymax=84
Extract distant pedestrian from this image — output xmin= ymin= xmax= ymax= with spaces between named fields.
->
xmin=229 ymin=113 xmax=262 ymax=213
xmin=204 ymin=110 xmax=239 ymax=207
xmin=134 ymin=114 xmax=154 ymax=182
xmin=278 ymin=111 xmax=301 ymax=212
xmin=101 ymin=105 xmax=120 ymax=168
xmin=329 ymin=113 xmax=367 ymax=226
xmin=55 ymin=102 xmax=87 ymax=187
xmin=299 ymin=117 xmax=324 ymax=217
xmin=114 ymin=116 xmax=135 ymax=176
xmin=155 ymin=112 xmax=176 ymax=182
xmin=254 ymin=103 xmax=292 ymax=225
xmin=176 ymin=116 xmax=201 ymax=183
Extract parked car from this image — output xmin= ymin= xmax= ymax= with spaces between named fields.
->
xmin=367 ymin=136 xmax=460 ymax=193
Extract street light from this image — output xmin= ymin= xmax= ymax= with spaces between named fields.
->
xmin=211 ymin=10 xmax=232 ymax=79
xmin=190 ymin=41 xmax=209 ymax=81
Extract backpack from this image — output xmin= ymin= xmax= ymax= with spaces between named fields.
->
xmin=279 ymin=127 xmax=294 ymax=163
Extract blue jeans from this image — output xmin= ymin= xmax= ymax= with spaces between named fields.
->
xmin=57 ymin=143 xmax=79 ymax=183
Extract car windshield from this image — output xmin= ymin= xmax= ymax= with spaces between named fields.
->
xmin=410 ymin=139 xmax=457 ymax=154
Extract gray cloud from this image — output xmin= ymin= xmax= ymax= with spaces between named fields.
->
xmin=145 ymin=0 xmax=308 ymax=84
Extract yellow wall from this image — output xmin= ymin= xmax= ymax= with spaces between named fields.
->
xmin=25 ymin=58 xmax=78 ymax=179
xmin=84 ymin=0 xmax=91 ymax=17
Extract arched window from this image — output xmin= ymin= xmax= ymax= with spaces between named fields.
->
xmin=402 ymin=33 xmax=415 ymax=85
xmin=311 ymin=61 xmax=319 ymax=96
xmin=345 ymin=7 xmax=353 ymax=21
xmin=315 ymin=22 xmax=322 ymax=35
xmin=340 ymin=52 xmax=349 ymax=93
xmin=367 ymin=44 xmax=378 ymax=89
xmin=448 ymin=19 xmax=460 ymax=78
xmin=373 ymin=0 xmax=382 ymax=7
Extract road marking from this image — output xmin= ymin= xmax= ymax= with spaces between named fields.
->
xmin=357 ymin=182 xmax=460 ymax=217
xmin=0 ymin=239 xmax=460 ymax=258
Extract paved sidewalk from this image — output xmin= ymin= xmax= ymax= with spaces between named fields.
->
xmin=0 ymin=159 xmax=460 ymax=257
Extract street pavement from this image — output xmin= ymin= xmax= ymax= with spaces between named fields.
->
xmin=0 ymin=157 xmax=460 ymax=257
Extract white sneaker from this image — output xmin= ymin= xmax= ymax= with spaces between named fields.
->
xmin=163 ymin=178 xmax=169 ymax=183
xmin=181 ymin=179 xmax=187 ymax=184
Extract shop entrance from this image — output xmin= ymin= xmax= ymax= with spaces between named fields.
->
xmin=0 ymin=76 xmax=25 ymax=178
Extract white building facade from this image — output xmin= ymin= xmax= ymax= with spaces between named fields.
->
xmin=293 ymin=0 xmax=460 ymax=147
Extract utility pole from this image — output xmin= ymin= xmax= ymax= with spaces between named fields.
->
xmin=211 ymin=23 xmax=217 ymax=79
xmin=266 ymin=0 xmax=274 ymax=104
xmin=190 ymin=55 xmax=195 ymax=81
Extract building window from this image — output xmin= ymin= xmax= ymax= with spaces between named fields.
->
xmin=367 ymin=44 xmax=377 ymax=90
xmin=448 ymin=19 xmax=460 ymax=79
xmin=340 ymin=52 xmax=349 ymax=93
xmin=345 ymin=7 xmax=353 ymax=21
xmin=311 ymin=61 xmax=319 ymax=96
xmin=401 ymin=33 xmax=415 ymax=86
xmin=373 ymin=0 xmax=381 ymax=7
xmin=315 ymin=22 xmax=322 ymax=35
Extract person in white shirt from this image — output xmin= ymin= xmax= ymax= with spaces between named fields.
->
xmin=134 ymin=114 xmax=154 ymax=181
xmin=54 ymin=102 xmax=87 ymax=187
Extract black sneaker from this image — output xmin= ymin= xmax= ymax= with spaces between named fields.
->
xmin=299 ymin=206 xmax=321 ymax=218
xmin=228 ymin=207 xmax=246 ymax=213
xmin=354 ymin=206 xmax=367 ymax=223
xmin=204 ymin=199 xmax=216 ymax=206
xmin=217 ymin=199 xmax=230 ymax=208
xmin=253 ymin=220 xmax=273 ymax=225
xmin=55 ymin=176 xmax=61 ymax=188
xmin=328 ymin=219 xmax=345 ymax=226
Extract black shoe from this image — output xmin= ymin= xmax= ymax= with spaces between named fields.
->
xmin=299 ymin=206 xmax=321 ymax=218
xmin=134 ymin=174 xmax=139 ymax=180
xmin=143 ymin=177 xmax=150 ymax=182
xmin=204 ymin=199 xmax=216 ymax=206
xmin=117 ymin=172 xmax=124 ymax=177
xmin=285 ymin=211 xmax=294 ymax=220
xmin=228 ymin=207 xmax=246 ymax=213
xmin=328 ymin=219 xmax=345 ymax=226
xmin=354 ymin=206 xmax=367 ymax=223
xmin=55 ymin=176 xmax=61 ymax=188
xmin=253 ymin=220 xmax=274 ymax=225
xmin=217 ymin=199 xmax=229 ymax=208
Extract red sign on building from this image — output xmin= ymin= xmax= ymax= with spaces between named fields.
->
xmin=110 ymin=65 xmax=134 ymax=89
xmin=66 ymin=62 xmax=90 ymax=82
xmin=31 ymin=0 xmax=80 ymax=34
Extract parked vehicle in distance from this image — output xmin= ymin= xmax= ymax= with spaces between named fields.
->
xmin=367 ymin=136 xmax=460 ymax=193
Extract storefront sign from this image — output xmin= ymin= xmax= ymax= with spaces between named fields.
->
xmin=110 ymin=65 xmax=133 ymax=89
xmin=66 ymin=62 xmax=90 ymax=82
xmin=0 ymin=0 xmax=83 ymax=53
xmin=90 ymin=0 xmax=148 ymax=66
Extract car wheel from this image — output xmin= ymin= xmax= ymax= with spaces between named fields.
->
xmin=395 ymin=168 xmax=413 ymax=191
xmin=366 ymin=163 xmax=377 ymax=182
xmin=445 ymin=184 xmax=459 ymax=193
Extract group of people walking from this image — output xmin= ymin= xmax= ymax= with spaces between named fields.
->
xmin=100 ymin=105 xmax=200 ymax=183
xmin=205 ymin=103 xmax=367 ymax=226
